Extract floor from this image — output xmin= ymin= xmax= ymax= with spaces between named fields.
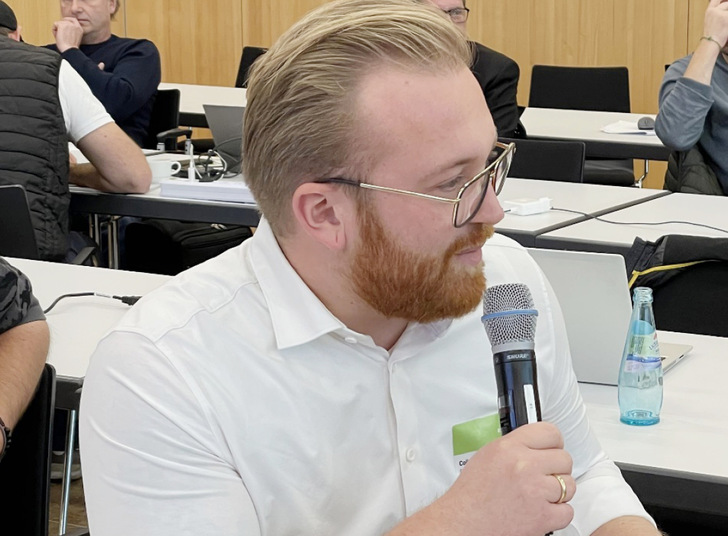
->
xmin=49 ymin=478 xmax=88 ymax=535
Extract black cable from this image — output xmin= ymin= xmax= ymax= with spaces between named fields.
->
xmin=551 ymin=207 xmax=728 ymax=235
xmin=43 ymin=292 xmax=142 ymax=314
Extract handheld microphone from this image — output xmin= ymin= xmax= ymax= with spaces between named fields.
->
xmin=482 ymin=283 xmax=542 ymax=435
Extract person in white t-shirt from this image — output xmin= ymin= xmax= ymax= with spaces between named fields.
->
xmin=0 ymin=3 xmax=150 ymax=261
xmin=80 ymin=1 xmax=660 ymax=535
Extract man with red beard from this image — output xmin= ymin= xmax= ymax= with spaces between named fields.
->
xmin=79 ymin=1 xmax=659 ymax=535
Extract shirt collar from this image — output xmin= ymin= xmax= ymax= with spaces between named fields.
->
xmin=249 ymin=219 xmax=347 ymax=350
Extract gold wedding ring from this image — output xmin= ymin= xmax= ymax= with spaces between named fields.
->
xmin=553 ymin=474 xmax=568 ymax=504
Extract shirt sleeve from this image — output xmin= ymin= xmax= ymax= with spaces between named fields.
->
xmin=655 ymin=57 xmax=715 ymax=152
xmin=60 ymin=40 xmax=161 ymax=123
xmin=58 ymin=60 xmax=113 ymax=144
xmin=80 ymin=332 xmax=261 ymax=536
xmin=0 ymin=258 xmax=45 ymax=334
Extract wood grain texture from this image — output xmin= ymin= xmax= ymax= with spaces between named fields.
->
xmin=124 ymin=0 xmax=243 ymax=85
xmin=472 ymin=0 xmax=689 ymax=114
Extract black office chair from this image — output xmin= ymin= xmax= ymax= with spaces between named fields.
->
xmin=0 ymin=364 xmax=56 ymax=536
xmin=143 ymin=89 xmax=192 ymax=152
xmin=235 ymin=46 xmax=268 ymax=88
xmin=528 ymin=65 xmax=636 ymax=187
xmin=0 ymin=184 xmax=40 ymax=259
xmin=0 ymin=184 xmax=95 ymax=264
xmin=500 ymin=137 xmax=585 ymax=182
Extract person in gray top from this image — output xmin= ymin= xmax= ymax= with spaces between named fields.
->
xmin=655 ymin=0 xmax=728 ymax=194
xmin=0 ymin=257 xmax=49 ymax=463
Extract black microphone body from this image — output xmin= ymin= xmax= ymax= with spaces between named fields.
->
xmin=492 ymin=347 xmax=542 ymax=434
xmin=482 ymin=283 xmax=542 ymax=435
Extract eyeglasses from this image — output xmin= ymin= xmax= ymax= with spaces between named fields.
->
xmin=443 ymin=7 xmax=470 ymax=24
xmin=314 ymin=141 xmax=515 ymax=228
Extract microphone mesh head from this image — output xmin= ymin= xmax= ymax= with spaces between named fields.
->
xmin=482 ymin=283 xmax=537 ymax=347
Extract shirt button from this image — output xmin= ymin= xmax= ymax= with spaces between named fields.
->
xmin=344 ymin=336 xmax=357 ymax=344
xmin=405 ymin=448 xmax=416 ymax=462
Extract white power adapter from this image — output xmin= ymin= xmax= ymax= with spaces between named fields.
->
xmin=502 ymin=197 xmax=552 ymax=216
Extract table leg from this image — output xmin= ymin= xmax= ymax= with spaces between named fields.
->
xmin=58 ymin=408 xmax=78 ymax=536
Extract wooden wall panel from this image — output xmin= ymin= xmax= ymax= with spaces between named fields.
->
xmin=241 ymin=0 xmax=328 ymax=47
xmin=124 ymin=0 xmax=242 ymax=85
xmin=472 ymin=0 xmax=688 ymax=113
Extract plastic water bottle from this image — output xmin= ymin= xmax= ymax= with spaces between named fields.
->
xmin=618 ymin=287 xmax=663 ymax=426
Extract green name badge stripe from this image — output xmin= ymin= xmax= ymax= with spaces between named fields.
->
xmin=452 ymin=414 xmax=501 ymax=456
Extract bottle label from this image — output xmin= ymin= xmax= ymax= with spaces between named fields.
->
xmin=625 ymin=331 xmax=660 ymax=359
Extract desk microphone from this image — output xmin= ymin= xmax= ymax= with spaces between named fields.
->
xmin=482 ymin=283 xmax=542 ymax=434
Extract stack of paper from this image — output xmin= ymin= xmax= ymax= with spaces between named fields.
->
xmin=159 ymin=178 xmax=256 ymax=204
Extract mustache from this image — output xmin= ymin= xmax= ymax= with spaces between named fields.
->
xmin=446 ymin=224 xmax=495 ymax=258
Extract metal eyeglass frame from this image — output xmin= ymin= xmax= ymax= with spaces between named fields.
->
xmin=443 ymin=7 xmax=470 ymax=23
xmin=313 ymin=141 xmax=515 ymax=228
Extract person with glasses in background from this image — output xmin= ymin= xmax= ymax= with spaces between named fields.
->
xmin=426 ymin=0 xmax=523 ymax=138
xmin=79 ymin=1 xmax=658 ymax=535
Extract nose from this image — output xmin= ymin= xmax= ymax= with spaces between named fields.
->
xmin=470 ymin=181 xmax=504 ymax=226
xmin=70 ymin=0 xmax=82 ymax=12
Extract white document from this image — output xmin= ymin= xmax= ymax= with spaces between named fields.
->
xmin=159 ymin=177 xmax=256 ymax=204
xmin=601 ymin=120 xmax=657 ymax=136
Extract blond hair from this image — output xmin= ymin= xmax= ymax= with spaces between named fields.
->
xmin=243 ymin=0 xmax=471 ymax=236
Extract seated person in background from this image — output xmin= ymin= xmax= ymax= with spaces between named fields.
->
xmin=46 ymin=0 xmax=161 ymax=147
xmin=79 ymin=1 xmax=658 ymax=535
xmin=655 ymin=0 xmax=728 ymax=195
xmin=0 ymin=1 xmax=151 ymax=261
xmin=0 ymin=257 xmax=49 ymax=464
xmin=427 ymin=0 xmax=522 ymax=138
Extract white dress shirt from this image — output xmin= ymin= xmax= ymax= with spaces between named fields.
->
xmin=80 ymin=219 xmax=651 ymax=536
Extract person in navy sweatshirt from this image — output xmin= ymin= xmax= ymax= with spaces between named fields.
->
xmin=46 ymin=0 xmax=161 ymax=147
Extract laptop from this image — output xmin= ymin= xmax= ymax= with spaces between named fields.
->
xmin=203 ymin=104 xmax=245 ymax=174
xmin=527 ymin=248 xmax=692 ymax=385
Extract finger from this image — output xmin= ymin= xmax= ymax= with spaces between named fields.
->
xmin=98 ymin=62 xmax=105 ymax=71
xmin=528 ymin=446 xmax=573 ymax=480
xmin=508 ymin=421 xmax=564 ymax=450
xmin=547 ymin=503 xmax=575 ymax=533
xmin=545 ymin=473 xmax=576 ymax=505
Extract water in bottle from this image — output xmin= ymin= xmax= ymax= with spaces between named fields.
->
xmin=618 ymin=287 xmax=663 ymax=426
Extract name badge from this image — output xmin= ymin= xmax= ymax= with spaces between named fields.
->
xmin=452 ymin=413 xmax=501 ymax=470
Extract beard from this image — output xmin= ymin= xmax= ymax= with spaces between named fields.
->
xmin=350 ymin=201 xmax=494 ymax=324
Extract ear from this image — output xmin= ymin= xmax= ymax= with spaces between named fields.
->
xmin=291 ymin=182 xmax=352 ymax=251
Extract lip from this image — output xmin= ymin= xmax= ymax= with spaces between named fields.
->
xmin=455 ymin=245 xmax=484 ymax=266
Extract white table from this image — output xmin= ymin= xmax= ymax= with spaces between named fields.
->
xmin=496 ymin=178 xmax=669 ymax=246
xmin=520 ymin=108 xmax=669 ymax=161
xmin=580 ymin=330 xmax=728 ymax=520
xmin=7 ymin=257 xmax=170 ymax=534
xmin=159 ymin=82 xmax=247 ymax=128
xmin=536 ymin=191 xmax=728 ymax=254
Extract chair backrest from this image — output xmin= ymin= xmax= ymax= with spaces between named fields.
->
xmin=0 ymin=184 xmax=40 ymax=260
xmin=0 ymin=364 xmax=56 ymax=536
xmin=500 ymin=137 xmax=586 ymax=182
xmin=235 ymin=46 xmax=267 ymax=88
xmin=528 ymin=65 xmax=631 ymax=113
xmin=142 ymin=89 xmax=181 ymax=150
